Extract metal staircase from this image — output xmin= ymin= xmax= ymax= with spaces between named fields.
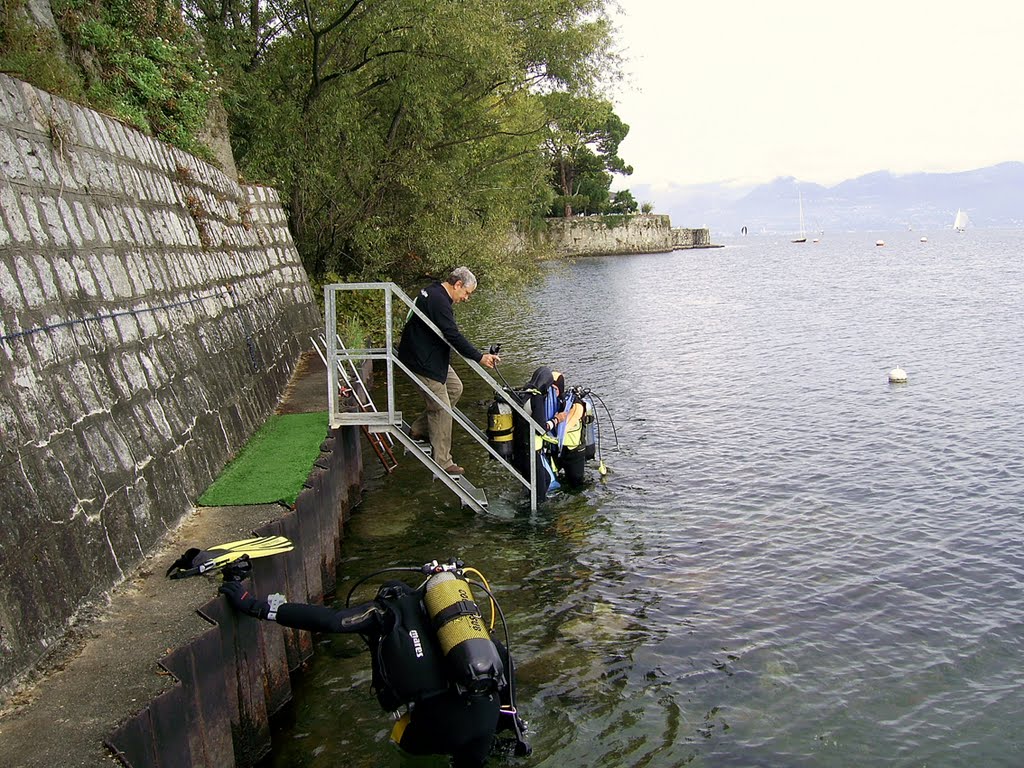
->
xmin=323 ymin=282 xmax=541 ymax=513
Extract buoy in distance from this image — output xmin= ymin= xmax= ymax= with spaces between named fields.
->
xmin=876 ymin=240 xmax=885 ymax=247
xmin=888 ymin=367 xmax=908 ymax=384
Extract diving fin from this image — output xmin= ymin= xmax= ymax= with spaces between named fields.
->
xmin=166 ymin=535 xmax=294 ymax=579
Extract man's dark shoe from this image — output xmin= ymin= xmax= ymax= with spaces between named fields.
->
xmin=410 ymin=430 xmax=428 ymax=441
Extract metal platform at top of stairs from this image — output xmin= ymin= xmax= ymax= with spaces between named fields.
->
xmin=322 ymin=282 xmax=542 ymax=513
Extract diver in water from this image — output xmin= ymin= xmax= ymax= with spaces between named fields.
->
xmin=499 ymin=366 xmax=598 ymax=499
xmin=540 ymin=370 xmax=590 ymax=487
xmin=218 ymin=559 xmax=530 ymax=767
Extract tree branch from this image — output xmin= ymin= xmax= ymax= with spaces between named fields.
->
xmin=428 ymin=125 xmax=546 ymax=153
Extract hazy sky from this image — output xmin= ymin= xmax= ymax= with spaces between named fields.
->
xmin=611 ymin=1 xmax=1024 ymax=190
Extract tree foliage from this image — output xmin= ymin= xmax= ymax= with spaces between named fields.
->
xmin=186 ymin=0 xmax=622 ymax=286
xmin=542 ymin=91 xmax=632 ymax=218
xmin=607 ymin=188 xmax=638 ymax=215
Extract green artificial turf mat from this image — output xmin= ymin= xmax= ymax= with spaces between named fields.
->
xmin=198 ymin=411 xmax=328 ymax=506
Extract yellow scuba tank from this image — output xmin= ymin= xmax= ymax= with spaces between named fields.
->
xmin=486 ymin=398 xmax=514 ymax=460
xmin=423 ymin=571 xmax=504 ymax=695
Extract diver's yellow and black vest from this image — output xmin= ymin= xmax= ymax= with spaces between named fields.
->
xmin=558 ymin=401 xmax=586 ymax=452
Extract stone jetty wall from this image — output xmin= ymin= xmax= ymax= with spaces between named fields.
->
xmin=537 ymin=213 xmax=712 ymax=257
xmin=0 ymin=74 xmax=320 ymax=689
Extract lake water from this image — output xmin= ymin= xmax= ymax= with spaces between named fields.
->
xmin=265 ymin=229 xmax=1024 ymax=767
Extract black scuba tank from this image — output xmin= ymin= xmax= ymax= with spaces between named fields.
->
xmin=509 ymin=389 xmax=533 ymax=479
xmin=423 ymin=571 xmax=504 ymax=695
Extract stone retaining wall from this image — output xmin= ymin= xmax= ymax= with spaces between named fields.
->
xmin=0 ymin=74 xmax=320 ymax=689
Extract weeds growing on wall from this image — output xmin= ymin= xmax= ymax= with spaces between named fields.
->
xmin=0 ymin=0 xmax=217 ymax=160
xmin=54 ymin=0 xmax=215 ymax=158
xmin=0 ymin=0 xmax=83 ymax=96
xmin=600 ymin=214 xmax=630 ymax=229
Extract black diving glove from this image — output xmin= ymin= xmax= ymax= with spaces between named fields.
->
xmin=219 ymin=581 xmax=274 ymax=619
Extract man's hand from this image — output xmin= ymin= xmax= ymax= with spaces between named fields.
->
xmin=480 ymin=352 xmax=501 ymax=369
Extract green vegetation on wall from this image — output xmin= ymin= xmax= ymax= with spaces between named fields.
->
xmin=53 ymin=0 xmax=215 ymax=159
xmin=1 ymin=0 xmax=215 ymax=159
xmin=0 ymin=1 xmax=82 ymax=97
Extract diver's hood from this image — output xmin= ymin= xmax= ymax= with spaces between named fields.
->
xmin=524 ymin=366 xmax=554 ymax=393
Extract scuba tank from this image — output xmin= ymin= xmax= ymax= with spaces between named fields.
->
xmin=583 ymin=393 xmax=597 ymax=460
xmin=485 ymin=397 xmax=514 ymax=460
xmin=423 ymin=570 xmax=505 ymax=695
xmin=509 ymin=388 xmax=534 ymax=481
xmin=485 ymin=343 xmax=515 ymax=461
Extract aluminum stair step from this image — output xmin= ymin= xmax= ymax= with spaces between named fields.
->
xmin=380 ymin=425 xmax=487 ymax=512
xmin=447 ymin=474 xmax=487 ymax=508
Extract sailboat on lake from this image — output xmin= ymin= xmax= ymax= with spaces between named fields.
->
xmin=953 ymin=208 xmax=968 ymax=232
xmin=792 ymin=190 xmax=807 ymax=243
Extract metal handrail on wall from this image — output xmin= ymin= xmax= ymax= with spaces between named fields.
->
xmin=325 ymin=282 xmax=541 ymax=512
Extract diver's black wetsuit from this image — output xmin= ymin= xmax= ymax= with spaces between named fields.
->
xmin=220 ymin=580 xmax=514 ymax=768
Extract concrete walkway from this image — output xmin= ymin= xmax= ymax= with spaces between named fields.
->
xmin=0 ymin=352 xmax=334 ymax=767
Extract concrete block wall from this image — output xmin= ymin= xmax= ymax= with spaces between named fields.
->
xmin=0 ymin=74 xmax=320 ymax=689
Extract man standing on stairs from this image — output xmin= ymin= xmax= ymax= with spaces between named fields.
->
xmin=398 ymin=267 xmax=500 ymax=475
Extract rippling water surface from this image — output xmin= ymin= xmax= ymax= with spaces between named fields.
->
xmin=267 ymin=230 xmax=1024 ymax=767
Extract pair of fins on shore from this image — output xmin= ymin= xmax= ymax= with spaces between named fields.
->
xmin=166 ymin=535 xmax=294 ymax=579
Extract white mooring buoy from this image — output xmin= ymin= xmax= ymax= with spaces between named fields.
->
xmin=888 ymin=366 xmax=908 ymax=384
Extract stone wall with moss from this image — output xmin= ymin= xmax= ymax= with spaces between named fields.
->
xmin=0 ymin=74 xmax=319 ymax=689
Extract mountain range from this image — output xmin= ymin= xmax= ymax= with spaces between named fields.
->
xmin=633 ymin=161 xmax=1024 ymax=237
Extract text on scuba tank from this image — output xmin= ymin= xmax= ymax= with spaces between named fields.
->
xmin=408 ymin=629 xmax=425 ymax=658
xmin=458 ymin=587 xmax=485 ymax=633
